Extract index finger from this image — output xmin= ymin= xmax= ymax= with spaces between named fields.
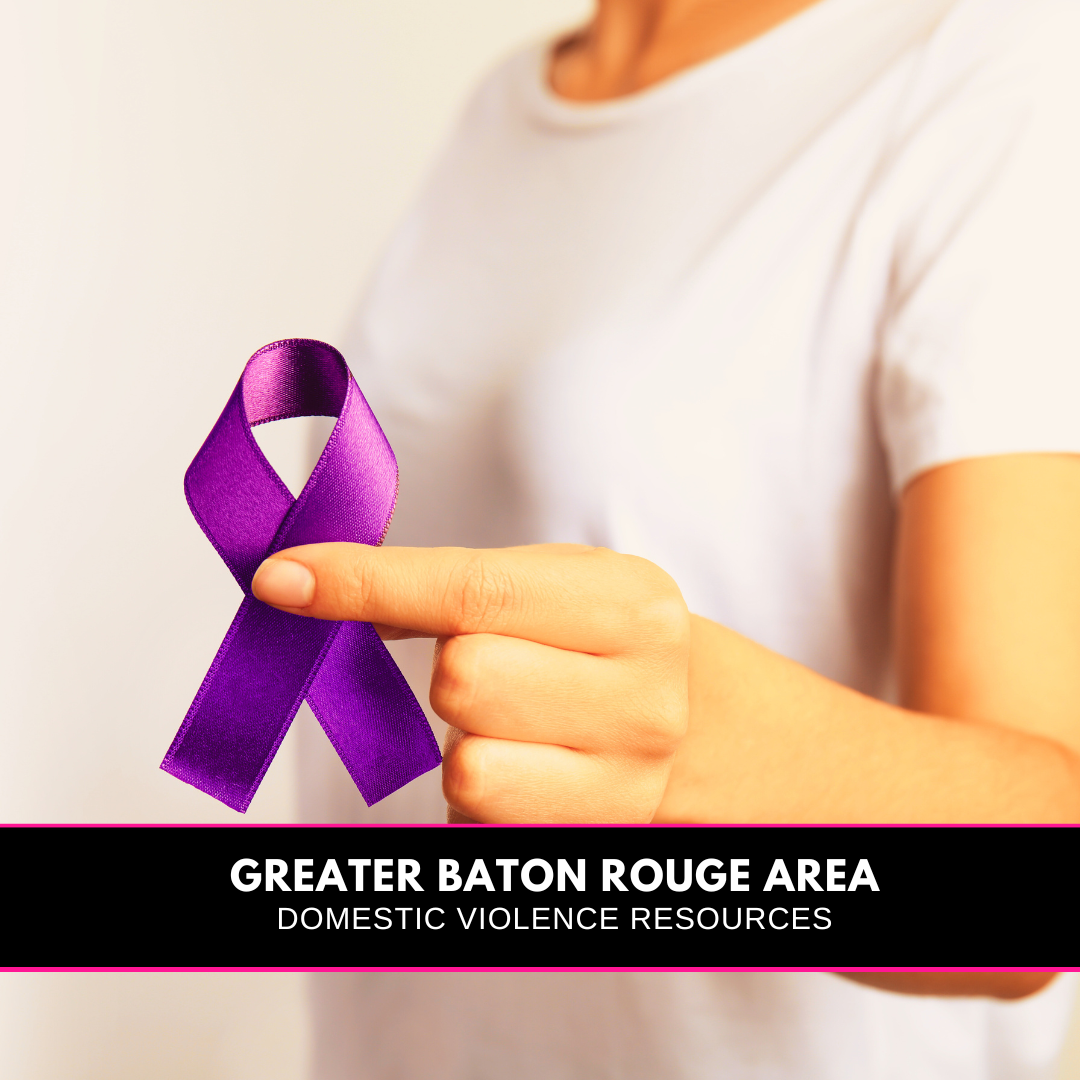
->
xmin=250 ymin=542 xmax=683 ymax=655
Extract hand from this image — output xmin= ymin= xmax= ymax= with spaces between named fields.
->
xmin=252 ymin=543 xmax=691 ymax=822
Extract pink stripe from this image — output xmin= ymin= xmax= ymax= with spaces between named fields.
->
xmin=3 ymin=966 xmax=1072 ymax=973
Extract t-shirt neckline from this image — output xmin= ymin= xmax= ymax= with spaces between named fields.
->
xmin=518 ymin=0 xmax=848 ymax=128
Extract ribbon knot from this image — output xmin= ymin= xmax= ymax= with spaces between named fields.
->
xmin=163 ymin=339 xmax=440 ymax=812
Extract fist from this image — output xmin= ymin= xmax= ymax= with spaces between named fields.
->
xmin=253 ymin=543 xmax=690 ymax=822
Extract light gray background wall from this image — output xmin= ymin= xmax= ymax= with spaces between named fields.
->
xmin=0 ymin=2 xmax=1075 ymax=1077
xmin=0 ymin=2 xmax=585 ymax=1076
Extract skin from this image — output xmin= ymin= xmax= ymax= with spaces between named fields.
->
xmin=655 ymin=456 xmax=1080 ymax=826
xmin=251 ymin=0 xmax=1078 ymax=1003
xmin=550 ymin=0 xmax=828 ymax=101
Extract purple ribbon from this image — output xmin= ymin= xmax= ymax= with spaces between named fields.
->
xmin=163 ymin=339 xmax=441 ymax=812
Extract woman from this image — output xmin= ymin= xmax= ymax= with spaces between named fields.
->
xmin=253 ymin=0 xmax=1080 ymax=1074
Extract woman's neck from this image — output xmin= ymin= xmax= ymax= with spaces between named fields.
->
xmin=550 ymin=0 xmax=826 ymax=101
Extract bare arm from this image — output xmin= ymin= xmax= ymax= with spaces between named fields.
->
xmin=841 ymin=971 xmax=1057 ymax=998
xmin=655 ymin=455 xmax=1080 ymax=823
xmin=653 ymin=454 xmax=1080 ymax=998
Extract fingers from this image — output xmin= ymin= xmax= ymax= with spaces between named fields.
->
xmin=249 ymin=540 xmax=693 ymax=823
xmin=442 ymin=733 xmax=668 ymax=824
xmin=251 ymin=542 xmax=685 ymax=655
xmin=430 ymin=633 xmax=684 ymax=755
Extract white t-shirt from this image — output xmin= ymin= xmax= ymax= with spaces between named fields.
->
xmin=310 ymin=0 xmax=1080 ymax=1075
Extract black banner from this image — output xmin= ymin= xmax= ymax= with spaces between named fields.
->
xmin=2 ymin=825 xmax=1071 ymax=968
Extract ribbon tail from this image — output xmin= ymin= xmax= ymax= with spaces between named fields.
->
xmin=163 ymin=596 xmax=338 ymax=812
xmin=306 ymin=621 xmax=442 ymax=806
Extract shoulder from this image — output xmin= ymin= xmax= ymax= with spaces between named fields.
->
xmin=870 ymin=0 xmax=1080 ymax=492
xmin=900 ymin=0 xmax=1080 ymax=125
xmin=870 ymin=0 xmax=1080 ymax=248
xmin=447 ymin=41 xmax=548 ymax=134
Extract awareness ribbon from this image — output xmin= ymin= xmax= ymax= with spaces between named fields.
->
xmin=162 ymin=339 xmax=441 ymax=812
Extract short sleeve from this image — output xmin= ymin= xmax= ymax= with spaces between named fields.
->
xmin=876 ymin=0 xmax=1080 ymax=494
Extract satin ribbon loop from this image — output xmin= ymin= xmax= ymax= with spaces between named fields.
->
xmin=163 ymin=339 xmax=441 ymax=812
